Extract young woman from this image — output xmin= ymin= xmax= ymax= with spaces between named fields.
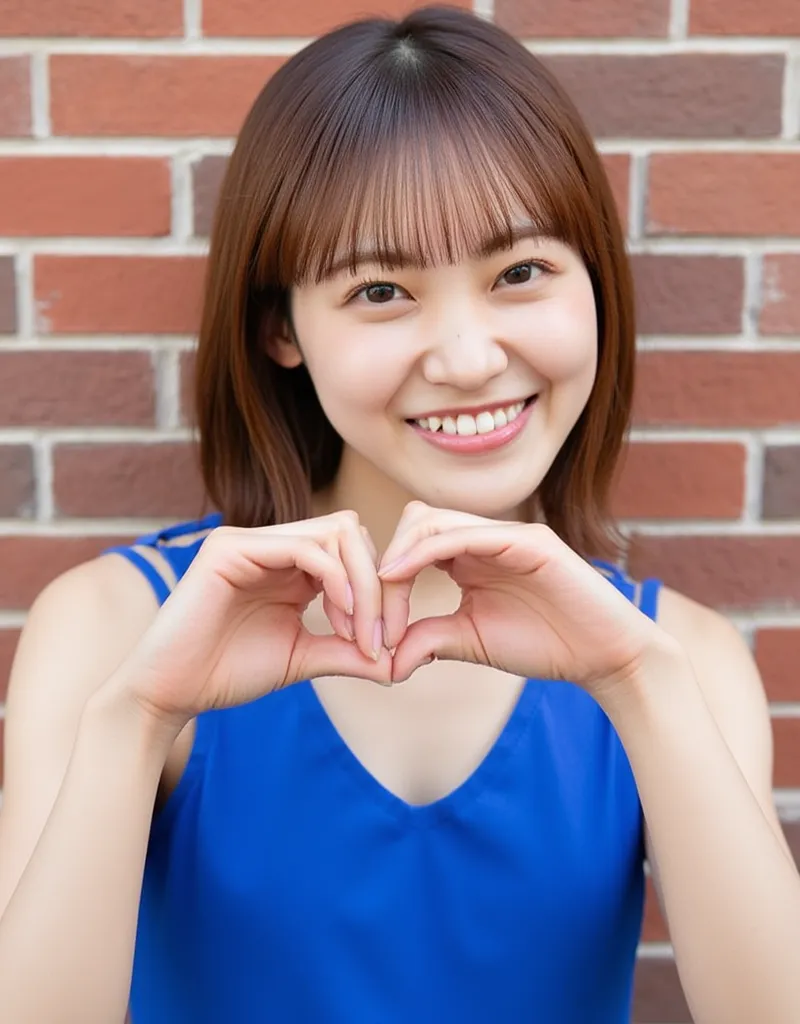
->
xmin=0 ymin=8 xmax=798 ymax=1023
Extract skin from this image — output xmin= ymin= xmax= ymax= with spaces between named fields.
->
xmin=0 ymin=229 xmax=798 ymax=1023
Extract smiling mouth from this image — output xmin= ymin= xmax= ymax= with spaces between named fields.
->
xmin=407 ymin=396 xmax=536 ymax=437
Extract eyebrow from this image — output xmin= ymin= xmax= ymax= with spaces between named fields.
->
xmin=325 ymin=224 xmax=546 ymax=279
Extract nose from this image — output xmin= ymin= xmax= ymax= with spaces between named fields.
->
xmin=421 ymin=307 xmax=508 ymax=390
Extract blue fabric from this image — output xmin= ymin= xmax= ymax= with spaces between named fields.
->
xmin=110 ymin=519 xmax=661 ymax=1024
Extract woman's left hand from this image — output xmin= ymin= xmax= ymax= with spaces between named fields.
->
xmin=379 ymin=502 xmax=681 ymax=695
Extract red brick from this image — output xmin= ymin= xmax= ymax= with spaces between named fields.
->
xmin=601 ymin=154 xmax=630 ymax=234
xmin=634 ymin=351 xmax=800 ymax=428
xmin=0 ymin=351 xmax=154 ymax=427
xmin=614 ymin=442 xmax=745 ymax=520
xmin=0 ymin=256 xmax=16 ymax=333
xmin=496 ymin=0 xmax=668 ymax=37
xmin=192 ymin=155 xmax=228 ymax=238
xmin=35 ymin=256 xmax=205 ymax=335
xmin=648 ymin=154 xmax=800 ymax=237
xmin=0 ymin=445 xmax=35 ymax=518
xmin=763 ymin=446 xmax=800 ymax=520
xmin=205 ymin=0 xmax=470 ymax=36
xmin=0 ymin=0 xmax=182 ymax=37
xmin=756 ymin=630 xmax=800 ymax=703
xmin=691 ymin=0 xmax=800 ymax=35
xmin=50 ymin=56 xmax=281 ymax=138
xmin=0 ymin=158 xmax=170 ymax=237
xmin=773 ymin=719 xmax=800 ymax=789
xmin=632 ymin=255 xmax=743 ymax=335
xmin=628 ymin=535 xmax=800 ymax=609
xmin=0 ymin=57 xmax=32 ymax=137
xmin=632 ymin=958 xmax=691 ymax=1023
xmin=0 ymin=629 xmax=21 ymax=702
xmin=761 ymin=256 xmax=800 ymax=336
xmin=549 ymin=55 xmax=782 ymax=139
xmin=641 ymin=876 xmax=668 ymax=943
xmin=0 ymin=535 xmax=131 ymax=610
xmin=54 ymin=443 xmax=205 ymax=519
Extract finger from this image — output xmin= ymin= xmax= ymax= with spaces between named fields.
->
xmin=380 ymin=526 xmax=545 ymax=581
xmin=334 ymin=515 xmax=384 ymax=661
xmin=201 ymin=530 xmax=352 ymax=615
xmin=380 ymin=577 xmax=412 ymax=651
xmin=322 ymin=591 xmax=354 ymax=643
xmin=294 ymin=631 xmax=392 ymax=686
xmin=390 ymin=612 xmax=483 ymax=682
xmin=379 ymin=506 xmax=493 ymax=574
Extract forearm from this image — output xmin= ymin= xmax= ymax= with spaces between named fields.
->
xmin=0 ymin=679 xmax=180 ymax=1024
xmin=602 ymin=653 xmax=800 ymax=1024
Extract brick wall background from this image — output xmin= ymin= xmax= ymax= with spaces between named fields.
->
xmin=0 ymin=1 xmax=798 ymax=1020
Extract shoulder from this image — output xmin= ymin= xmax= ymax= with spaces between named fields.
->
xmin=654 ymin=586 xmax=776 ymax=800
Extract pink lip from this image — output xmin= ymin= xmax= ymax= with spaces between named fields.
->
xmin=410 ymin=397 xmax=537 ymax=454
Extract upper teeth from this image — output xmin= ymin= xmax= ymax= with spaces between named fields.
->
xmin=415 ymin=401 xmax=527 ymax=436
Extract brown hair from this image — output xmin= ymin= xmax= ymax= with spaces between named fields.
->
xmin=195 ymin=6 xmax=635 ymax=557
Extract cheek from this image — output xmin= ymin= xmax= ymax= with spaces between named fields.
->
xmin=519 ymin=285 xmax=598 ymax=385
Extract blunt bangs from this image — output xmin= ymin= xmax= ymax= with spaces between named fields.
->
xmin=251 ymin=27 xmax=598 ymax=289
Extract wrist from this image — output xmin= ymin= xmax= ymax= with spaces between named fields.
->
xmin=86 ymin=669 xmax=188 ymax=760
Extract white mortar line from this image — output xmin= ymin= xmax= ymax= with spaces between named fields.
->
xmin=472 ymin=0 xmax=493 ymax=21
xmin=782 ymin=46 xmax=800 ymax=140
xmin=637 ymin=942 xmax=674 ymax=957
xmin=184 ymin=0 xmax=202 ymax=41
xmin=0 ymin=37 xmax=795 ymax=55
xmin=0 ymin=336 xmax=196 ymax=351
xmin=776 ymin=793 xmax=800 ymax=814
xmin=0 ymin=239 xmax=210 ymax=256
xmin=620 ymin=520 xmax=800 ymax=535
xmin=627 ymin=153 xmax=647 ymax=241
xmin=742 ymin=434 xmax=765 ymax=525
xmin=0 ymin=139 xmax=235 ymax=156
xmin=30 ymin=51 xmax=50 ymax=139
xmin=0 ymin=428 xmax=194 ymax=444
xmin=13 ymin=250 xmax=34 ymax=338
xmin=742 ymin=253 xmax=762 ymax=339
xmin=636 ymin=336 xmax=800 ymax=351
xmin=668 ymin=0 xmax=690 ymax=40
xmin=170 ymin=153 xmax=194 ymax=242
xmin=0 ymin=519 xmax=175 ymax=536
xmin=156 ymin=348 xmax=183 ymax=430
xmin=0 ymin=612 xmax=26 ymax=628
xmin=34 ymin=436 xmax=54 ymax=521
xmin=770 ymin=704 xmax=800 ymax=717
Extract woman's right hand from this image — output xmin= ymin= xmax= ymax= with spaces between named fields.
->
xmin=114 ymin=512 xmax=391 ymax=726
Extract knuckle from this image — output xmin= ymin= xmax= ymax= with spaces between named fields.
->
xmin=334 ymin=509 xmax=361 ymax=532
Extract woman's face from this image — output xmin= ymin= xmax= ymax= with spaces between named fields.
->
xmin=281 ymin=227 xmax=598 ymax=519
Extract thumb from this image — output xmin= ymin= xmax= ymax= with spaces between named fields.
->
xmin=293 ymin=632 xmax=393 ymax=686
xmin=391 ymin=612 xmax=479 ymax=682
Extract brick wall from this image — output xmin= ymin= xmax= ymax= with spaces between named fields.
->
xmin=0 ymin=1 xmax=798 ymax=1020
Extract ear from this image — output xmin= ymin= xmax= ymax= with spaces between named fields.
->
xmin=264 ymin=320 xmax=303 ymax=369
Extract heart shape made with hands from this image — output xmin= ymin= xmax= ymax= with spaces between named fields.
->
xmin=301 ymin=502 xmax=662 ymax=691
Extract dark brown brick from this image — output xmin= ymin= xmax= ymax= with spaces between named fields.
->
xmin=496 ymin=0 xmax=669 ymax=37
xmin=783 ymin=821 xmax=800 ymax=866
xmin=0 ymin=628 xmax=21 ymax=701
xmin=763 ymin=447 xmax=800 ymax=519
xmin=691 ymin=0 xmax=800 ymax=35
xmin=632 ymin=957 xmax=692 ymax=1023
xmin=0 ymin=351 xmax=154 ymax=427
xmin=0 ymin=57 xmax=32 ymax=137
xmin=0 ymin=0 xmax=182 ymax=37
xmin=0 ymin=256 xmax=16 ymax=333
xmin=53 ymin=442 xmax=205 ymax=519
xmin=193 ymin=155 xmax=228 ymax=238
xmin=0 ymin=445 xmax=35 ymax=518
xmin=0 ymin=535 xmax=132 ymax=609
xmin=632 ymin=255 xmax=744 ymax=335
xmin=614 ymin=442 xmax=745 ymax=520
xmin=548 ymin=54 xmax=783 ymax=139
xmin=634 ymin=352 xmax=800 ymax=428
xmin=756 ymin=630 xmax=800 ymax=703
xmin=628 ymin=535 xmax=800 ymax=610
xmin=641 ymin=876 xmax=669 ymax=943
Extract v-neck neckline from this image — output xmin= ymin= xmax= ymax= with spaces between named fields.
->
xmin=300 ymin=676 xmax=544 ymax=825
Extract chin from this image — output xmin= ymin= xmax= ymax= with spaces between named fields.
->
xmin=408 ymin=480 xmax=540 ymax=520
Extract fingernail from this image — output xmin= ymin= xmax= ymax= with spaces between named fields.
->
xmin=345 ymin=583 xmax=354 ymax=615
xmin=378 ymin=557 xmax=403 ymax=577
xmin=371 ymin=620 xmax=383 ymax=661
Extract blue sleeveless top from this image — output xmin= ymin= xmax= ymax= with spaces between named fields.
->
xmin=108 ymin=515 xmax=660 ymax=1024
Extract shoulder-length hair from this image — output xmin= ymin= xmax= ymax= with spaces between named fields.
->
xmin=195 ymin=5 xmax=635 ymax=557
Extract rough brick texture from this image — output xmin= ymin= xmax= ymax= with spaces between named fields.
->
xmin=1 ymin=4 xmax=798 ymax=1022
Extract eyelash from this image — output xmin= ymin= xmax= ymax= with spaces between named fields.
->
xmin=346 ymin=258 xmax=555 ymax=303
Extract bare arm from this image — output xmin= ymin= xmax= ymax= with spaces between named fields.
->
xmin=0 ymin=556 xmax=178 ymax=1024
xmin=610 ymin=588 xmax=800 ymax=1024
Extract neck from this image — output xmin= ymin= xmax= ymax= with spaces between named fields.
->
xmin=311 ymin=444 xmax=524 ymax=556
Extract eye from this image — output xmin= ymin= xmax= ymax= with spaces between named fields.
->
xmin=496 ymin=260 xmax=550 ymax=288
xmin=350 ymin=281 xmax=409 ymax=304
